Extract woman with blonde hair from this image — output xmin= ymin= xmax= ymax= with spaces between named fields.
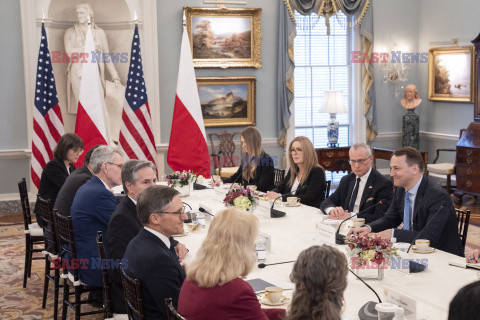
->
xmin=218 ymin=126 xmax=274 ymax=192
xmin=266 ymin=136 xmax=326 ymax=207
xmin=178 ymin=208 xmax=285 ymax=320
xmin=285 ymin=245 xmax=348 ymax=320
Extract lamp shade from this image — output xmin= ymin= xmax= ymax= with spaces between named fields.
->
xmin=320 ymin=90 xmax=347 ymax=114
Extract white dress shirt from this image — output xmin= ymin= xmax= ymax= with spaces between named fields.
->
xmin=144 ymin=226 xmax=171 ymax=249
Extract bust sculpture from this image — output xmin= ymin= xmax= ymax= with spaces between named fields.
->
xmin=400 ymin=84 xmax=422 ymax=110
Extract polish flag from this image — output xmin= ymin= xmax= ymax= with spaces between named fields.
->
xmin=74 ymin=24 xmax=110 ymax=165
xmin=167 ymin=26 xmax=210 ymax=178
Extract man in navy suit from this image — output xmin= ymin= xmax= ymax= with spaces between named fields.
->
xmin=349 ymin=147 xmax=463 ymax=257
xmin=107 ymin=160 xmax=188 ymax=314
xmin=321 ymin=143 xmax=393 ymax=223
xmin=70 ymin=146 xmax=124 ymax=293
xmin=123 ymin=185 xmax=187 ymax=320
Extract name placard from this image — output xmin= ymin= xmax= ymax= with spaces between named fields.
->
xmin=315 ymin=223 xmax=336 ymax=245
xmin=383 ymin=285 xmax=417 ymax=319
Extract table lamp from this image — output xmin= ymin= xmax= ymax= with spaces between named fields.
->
xmin=320 ymin=90 xmax=346 ymax=147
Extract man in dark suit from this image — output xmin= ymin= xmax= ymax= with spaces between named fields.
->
xmin=349 ymin=147 xmax=464 ymax=257
xmin=70 ymin=146 xmax=124 ymax=291
xmin=123 ymin=185 xmax=187 ymax=320
xmin=321 ymin=143 xmax=393 ymax=223
xmin=54 ymin=145 xmax=100 ymax=217
xmin=107 ymin=160 xmax=188 ymax=314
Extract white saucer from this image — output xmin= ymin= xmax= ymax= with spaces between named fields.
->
xmin=259 ymin=295 xmax=289 ymax=306
xmin=412 ymin=245 xmax=435 ymax=254
xmin=284 ymin=202 xmax=301 ymax=207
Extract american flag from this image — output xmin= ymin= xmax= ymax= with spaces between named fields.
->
xmin=118 ymin=25 xmax=157 ymax=167
xmin=31 ymin=25 xmax=64 ymax=188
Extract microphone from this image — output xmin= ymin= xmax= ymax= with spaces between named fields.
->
xmin=270 ymin=185 xmax=308 ymax=218
xmin=198 ymin=206 xmax=214 ymax=217
xmin=335 ymin=199 xmax=386 ymax=245
xmin=183 ymin=202 xmax=193 ymax=223
xmin=193 ymin=152 xmax=221 ymax=190
xmin=348 ymin=268 xmax=382 ymax=320
xmin=406 ymin=204 xmax=445 ymax=253
xmin=258 ymin=260 xmax=295 ymax=268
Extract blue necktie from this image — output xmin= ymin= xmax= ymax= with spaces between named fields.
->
xmin=404 ymin=191 xmax=411 ymax=230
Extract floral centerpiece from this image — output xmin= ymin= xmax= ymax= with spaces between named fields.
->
xmin=345 ymin=234 xmax=398 ymax=280
xmin=223 ymin=186 xmax=259 ymax=211
xmin=165 ymin=170 xmax=196 ymax=197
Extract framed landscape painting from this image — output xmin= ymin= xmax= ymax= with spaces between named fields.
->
xmin=428 ymin=46 xmax=474 ymax=103
xmin=184 ymin=7 xmax=262 ymax=68
xmin=197 ymin=77 xmax=256 ymax=127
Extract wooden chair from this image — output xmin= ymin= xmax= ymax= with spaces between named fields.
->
xmin=455 ymin=208 xmax=471 ymax=249
xmin=208 ymin=131 xmax=241 ymax=178
xmin=96 ymin=231 xmax=113 ymax=319
xmin=427 ymin=129 xmax=465 ymax=193
xmin=273 ymin=168 xmax=285 ymax=188
xmin=164 ymin=298 xmax=187 ymax=320
xmin=36 ymin=197 xmax=63 ymax=320
xmin=325 ymin=180 xmax=332 ymax=198
xmin=120 ymin=268 xmax=146 ymax=320
xmin=54 ymin=212 xmax=103 ymax=320
xmin=18 ymin=178 xmax=45 ymax=288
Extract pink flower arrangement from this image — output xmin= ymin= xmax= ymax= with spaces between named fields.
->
xmin=345 ymin=234 xmax=398 ymax=267
xmin=165 ymin=170 xmax=196 ymax=188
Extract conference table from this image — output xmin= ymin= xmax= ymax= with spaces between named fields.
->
xmin=115 ymin=182 xmax=478 ymax=320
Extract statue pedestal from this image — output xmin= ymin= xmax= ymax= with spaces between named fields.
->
xmin=402 ymin=109 xmax=419 ymax=149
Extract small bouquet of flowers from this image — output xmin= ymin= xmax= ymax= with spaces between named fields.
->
xmin=223 ymin=186 xmax=259 ymax=211
xmin=165 ymin=170 xmax=196 ymax=188
xmin=345 ymin=234 xmax=398 ymax=269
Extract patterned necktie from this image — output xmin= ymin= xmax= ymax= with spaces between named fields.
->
xmin=404 ymin=191 xmax=411 ymax=230
xmin=348 ymin=178 xmax=361 ymax=213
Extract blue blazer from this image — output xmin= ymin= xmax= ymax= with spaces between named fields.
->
xmin=124 ymin=228 xmax=186 ymax=320
xmin=71 ymin=176 xmax=117 ymax=286
xmin=368 ymin=176 xmax=464 ymax=257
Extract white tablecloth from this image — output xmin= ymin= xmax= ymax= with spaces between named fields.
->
xmin=115 ymin=184 xmax=476 ymax=320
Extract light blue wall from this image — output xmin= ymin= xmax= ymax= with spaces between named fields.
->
xmin=0 ymin=0 xmax=27 ymax=149
xmin=157 ymin=0 xmax=281 ymax=143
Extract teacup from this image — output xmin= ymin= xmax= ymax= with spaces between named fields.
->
xmin=287 ymin=197 xmax=300 ymax=205
xmin=352 ymin=218 xmax=365 ymax=228
xmin=265 ymin=286 xmax=283 ymax=304
xmin=415 ymin=239 xmax=431 ymax=252
xmin=247 ymin=185 xmax=258 ymax=191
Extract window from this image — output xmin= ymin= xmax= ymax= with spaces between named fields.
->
xmin=294 ymin=11 xmax=352 ymax=183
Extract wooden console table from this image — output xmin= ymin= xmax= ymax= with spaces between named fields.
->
xmin=316 ymin=147 xmax=428 ymax=174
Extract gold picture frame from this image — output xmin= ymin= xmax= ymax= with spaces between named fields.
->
xmin=197 ymin=77 xmax=256 ymax=127
xmin=184 ymin=7 xmax=262 ymax=68
xmin=428 ymin=46 xmax=474 ymax=103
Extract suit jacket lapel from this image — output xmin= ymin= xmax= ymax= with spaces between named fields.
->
xmin=344 ymin=173 xmax=357 ymax=209
xmin=141 ymin=229 xmax=186 ymax=279
xmin=359 ymin=171 xmax=375 ymax=208
xmin=412 ymin=177 xmax=427 ymax=223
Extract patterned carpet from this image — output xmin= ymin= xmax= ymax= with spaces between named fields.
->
xmin=0 ymin=221 xmax=102 ymax=320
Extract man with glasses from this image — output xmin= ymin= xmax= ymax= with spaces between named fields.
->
xmin=70 ymin=146 xmax=124 ymax=306
xmin=107 ymin=160 xmax=188 ymax=314
xmin=123 ymin=185 xmax=187 ymax=319
xmin=320 ymin=143 xmax=393 ymax=223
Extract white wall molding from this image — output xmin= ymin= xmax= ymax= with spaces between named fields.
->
xmin=0 ymin=149 xmax=31 ymax=159
xmin=0 ymin=192 xmax=36 ymax=202
xmin=373 ymin=131 xmax=458 ymax=143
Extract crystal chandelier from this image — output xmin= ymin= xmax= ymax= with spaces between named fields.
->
xmin=381 ymin=43 xmax=409 ymax=97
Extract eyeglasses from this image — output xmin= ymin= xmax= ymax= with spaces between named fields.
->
xmin=107 ymin=162 xmax=123 ymax=169
xmin=349 ymin=157 xmax=371 ymax=165
xmin=72 ymin=149 xmax=84 ymax=155
xmin=154 ymin=206 xmax=187 ymax=216
xmin=290 ymin=148 xmax=303 ymax=154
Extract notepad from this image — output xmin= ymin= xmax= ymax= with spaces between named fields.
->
xmin=246 ymin=278 xmax=277 ymax=293
xmin=449 ymin=257 xmax=480 ymax=270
